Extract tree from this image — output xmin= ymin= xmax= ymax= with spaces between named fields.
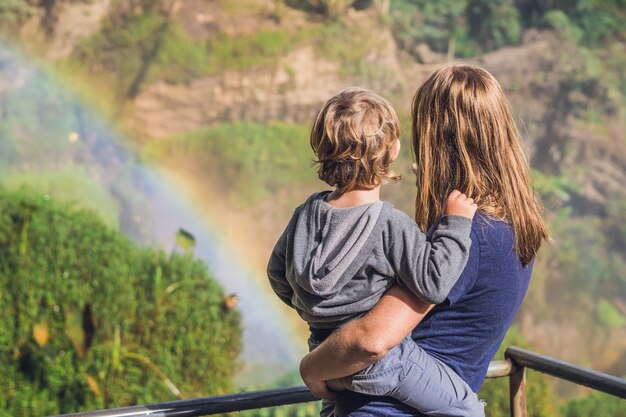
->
xmin=467 ymin=0 xmax=522 ymax=50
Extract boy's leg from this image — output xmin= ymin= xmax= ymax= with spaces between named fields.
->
xmin=337 ymin=336 xmax=485 ymax=417
xmin=319 ymin=399 xmax=335 ymax=417
xmin=384 ymin=342 xmax=484 ymax=416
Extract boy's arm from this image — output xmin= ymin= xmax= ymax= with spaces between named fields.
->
xmin=391 ymin=191 xmax=476 ymax=304
xmin=267 ymin=228 xmax=294 ymax=307
xmin=268 ymin=206 xmax=305 ymax=308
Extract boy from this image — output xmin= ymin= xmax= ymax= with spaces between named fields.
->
xmin=267 ymin=88 xmax=483 ymax=416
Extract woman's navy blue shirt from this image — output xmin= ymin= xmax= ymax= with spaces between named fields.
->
xmin=334 ymin=213 xmax=533 ymax=417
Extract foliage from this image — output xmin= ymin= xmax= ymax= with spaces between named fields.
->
xmin=391 ymin=0 xmax=472 ymax=56
xmin=75 ymin=6 xmax=209 ymax=99
xmin=596 ymin=298 xmax=626 ymax=328
xmin=0 ymin=0 xmax=94 ymax=35
xmin=143 ymin=122 xmax=315 ymax=206
xmin=389 ymin=0 xmax=523 ymax=56
xmin=546 ymin=210 xmax=626 ymax=302
xmin=0 ymin=188 xmax=241 ymax=416
xmin=207 ymin=29 xmax=303 ymax=74
xmin=561 ymin=391 xmax=626 ymax=417
xmin=540 ymin=10 xmax=583 ymax=42
xmin=0 ymin=0 xmax=37 ymax=28
xmin=516 ymin=0 xmax=626 ymax=46
xmin=389 ymin=0 xmax=626 ymax=56
xmin=288 ymin=0 xmax=355 ymax=17
xmin=478 ymin=326 xmax=560 ymax=417
xmin=309 ymin=20 xmax=377 ymax=77
xmin=467 ymin=0 xmax=522 ymax=50
xmin=74 ymin=6 xmax=307 ymax=98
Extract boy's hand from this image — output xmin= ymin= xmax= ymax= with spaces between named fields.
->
xmin=444 ymin=190 xmax=477 ymax=219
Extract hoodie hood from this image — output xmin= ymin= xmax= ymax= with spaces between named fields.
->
xmin=291 ymin=192 xmax=389 ymax=299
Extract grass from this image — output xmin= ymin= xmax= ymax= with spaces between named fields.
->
xmin=143 ymin=122 xmax=316 ymax=207
xmin=206 ymin=29 xmax=304 ymax=74
xmin=309 ymin=20 xmax=379 ymax=77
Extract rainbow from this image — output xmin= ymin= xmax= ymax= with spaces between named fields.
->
xmin=0 ymin=42 xmax=306 ymax=386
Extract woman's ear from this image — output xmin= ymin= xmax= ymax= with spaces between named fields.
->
xmin=391 ymin=139 xmax=401 ymax=162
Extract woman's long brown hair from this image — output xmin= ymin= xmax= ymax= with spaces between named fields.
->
xmin=412 ymin=64 xmax=548 ymax=265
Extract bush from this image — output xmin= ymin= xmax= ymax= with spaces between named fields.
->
xmin=561 ymin=391 xmax=626 ymax=417
xmin=0 ymin=188 xmax=241 ymax=416
xmin=478 ymin=327 xmax=560 ymax=417
xmin=540 ymin=10 xmax=582 ymax=42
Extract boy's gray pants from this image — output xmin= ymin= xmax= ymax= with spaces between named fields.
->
xmin=309 ymin=335 xmax=485 ymax=417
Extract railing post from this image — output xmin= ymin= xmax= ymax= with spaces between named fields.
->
xmin=509 ymin=366 xmax=527 ymax=417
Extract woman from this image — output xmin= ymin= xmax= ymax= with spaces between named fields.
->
xmin=299 ymin=64 xmax=549 ymax=416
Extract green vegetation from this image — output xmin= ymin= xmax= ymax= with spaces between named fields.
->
xmin=71 ymin=1 xmax=322 ymax=100
xmin=467 ymin=0 xmax=522 ymax=50
xmin=310 ymin=20 xmax=379 ymax=77
xmin=0 ymin=0 xmax=37 ymax=27
xmin=206 ymin=29 xmax=303 ymax=73
xmin=0 ymin=0 xmax=93 ymax=34
xmin=72 ymin=4 xmax=378 ymax=99
xmin=528 ymin=171 xmax=626 ymax=326
xmin=143 ymin=122 xmax=315 ymax=206
xmin=1 ymin=170 xmax=120 ymax=227
xmin=0 ymin=188 xmax=241 ymax=415
xmin=291 ymin=0 xmax=354 ymax=17
xmin=392 ymin=0 xmax=475 ymax=57
xmin=2 ymin=0 xmax=626 ymax=414
xmin=389 ymin=0 xmax=626 ymax=56
xmin=478 ymin=327 xmax=560 ymax=417
xmin=561 ymin=391 xmax=626 ymax=417
xmin=596 ymin=299 xmax=626 ymax=328
xmin=75 ymin=7 xmax=210 ymax=99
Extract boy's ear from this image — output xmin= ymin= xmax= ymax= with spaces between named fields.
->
xmin=391 ymin=139 xmax=401 ymax=161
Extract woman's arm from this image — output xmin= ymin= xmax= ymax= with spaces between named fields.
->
xmin=299 ymin=286 xmax=434 ymax=399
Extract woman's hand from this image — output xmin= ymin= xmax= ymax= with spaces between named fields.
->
xmin=300 ymin=371 xmax=337 ymax=400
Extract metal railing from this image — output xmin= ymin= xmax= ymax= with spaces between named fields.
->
xmin=53 ymin=346 xmax=626 ymax=417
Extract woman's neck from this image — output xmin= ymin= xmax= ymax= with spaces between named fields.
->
xmin=325 ymin=187 xmax=380 ymax=208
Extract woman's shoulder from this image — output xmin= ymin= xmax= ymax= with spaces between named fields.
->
xmin=472 ymin=212 xmax=514 ymax=240
xmin=471 ymin=212 xmax=527 ymax=272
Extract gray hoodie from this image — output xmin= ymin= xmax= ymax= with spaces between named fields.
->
xmin=267 ymin=191 xmax=472 ymax=329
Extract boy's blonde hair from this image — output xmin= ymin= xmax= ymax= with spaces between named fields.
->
xmin=412 ymin=64 xmax=548 ymax=265
xmin=310 ymin=88 xmax=401 ymax=193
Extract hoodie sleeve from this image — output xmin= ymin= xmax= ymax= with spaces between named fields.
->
xmin=267 ymin=209 xmax=300 ymax=308
xmin=388 ymin=214 xmax=473 ymax=304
